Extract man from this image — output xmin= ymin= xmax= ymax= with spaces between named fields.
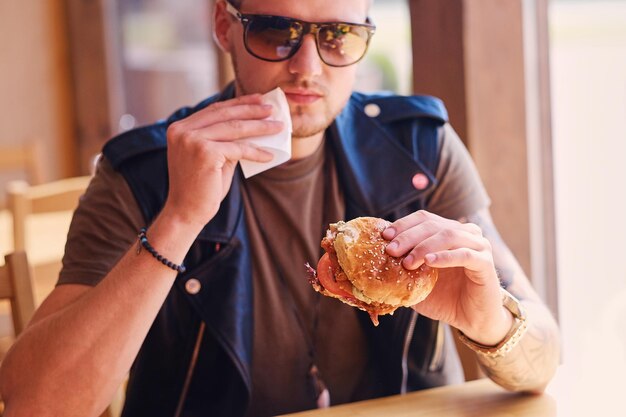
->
xmin=0 ymin=0 xmax=560 ymax=416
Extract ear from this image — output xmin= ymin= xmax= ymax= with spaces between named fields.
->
xmin=213 ymin=1 xmax=234 ymax=53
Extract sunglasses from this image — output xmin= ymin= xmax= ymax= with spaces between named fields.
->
xmin=224 ymin=1 xmax=376 ymax=67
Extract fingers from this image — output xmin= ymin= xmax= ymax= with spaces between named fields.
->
xmin=177 ymin=94 xmax=272 ymax=131
xmin=197 ymin=119 xmax=284 ymax=142
xmin=169 ymin=118 xmax=281 ymax=166
xmin=169 ymin=108 xmax=283 ymax=142
xmin=221 ymin=141 xmax=274 ymax=164
xmin=423 ymin=247 xmax=491 ymax=271
xmin=403 ymin=229 xmax=489 ymax=270
xmin=383 ymin=210 xmax=456 ymax=240
xmin=211 ymin=93 xmax=265 ymax=109
xmin=183 ymin=103 xmax=276 ymax=132
xmin=167 ymin=94 xmax=285 ymax=147
xmin=183 ymin=140 xmax=273 ymax=169
xmin=384 ymin=210 xmax=491 ymax=271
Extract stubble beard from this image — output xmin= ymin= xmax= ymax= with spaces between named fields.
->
xmin=288 ymin=100 xmax=335 ymax=139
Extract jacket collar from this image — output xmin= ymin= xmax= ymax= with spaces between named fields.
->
xmin=330 ymin=94 xmax=439 ymax=219
xmin=199 ymin=90 xmax=441 ymax=241
xmin=105 ymin=83 xmax=444 ymax=244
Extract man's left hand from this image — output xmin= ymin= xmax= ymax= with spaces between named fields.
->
xmin=383 ymin=210 xmax=513 ymax=346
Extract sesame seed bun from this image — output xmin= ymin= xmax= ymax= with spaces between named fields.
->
xmin=308 ymin=217 xmax=438 ymax=325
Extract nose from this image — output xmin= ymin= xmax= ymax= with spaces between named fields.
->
xmin=288 ymin=34 xmax=323 ymax=77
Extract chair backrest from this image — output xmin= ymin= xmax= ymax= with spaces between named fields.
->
xmin=0 ymin=252 xmax=35 ymax=336
xmin=0 ymin=142 xmax=44 ymax=186
xmin=6 ymin=176 xmax=91 ymax=252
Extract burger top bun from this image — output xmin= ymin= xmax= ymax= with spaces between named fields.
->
xmin=332 ymin=217 xmax=438 ymax=308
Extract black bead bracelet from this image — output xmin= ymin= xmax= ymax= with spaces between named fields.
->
xmin=137 ymin=227 xmax=186 ymax=273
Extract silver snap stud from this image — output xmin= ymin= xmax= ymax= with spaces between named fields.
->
xmin=185 ymin=278 xmax=202 ymax=295
xmin=364 ymin=103 xmax=381 ymax=118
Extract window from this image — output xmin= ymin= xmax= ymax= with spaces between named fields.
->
xmin=355 ymin=0 xmax=412 ymax=94
xmin=116 ymin=0 xmax=220 ymax=129
xmin=547 ymin=0 xmax=626 ymax=413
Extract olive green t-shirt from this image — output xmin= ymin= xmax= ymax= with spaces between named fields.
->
xmin=58 ymin=123 xmax=490 ymax=414
xmin=241 ymin=140 xmax=374 ymax=415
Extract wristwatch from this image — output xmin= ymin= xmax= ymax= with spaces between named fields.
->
xmin=458 ymin=288 xmax=528 ymax=359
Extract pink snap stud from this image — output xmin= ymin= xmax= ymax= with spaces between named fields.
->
xmin=412 ymin=173 xmax=429 ymax=190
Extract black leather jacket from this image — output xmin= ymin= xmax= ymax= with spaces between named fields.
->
xmin=103 ymin=85 xmax=464 ymax=416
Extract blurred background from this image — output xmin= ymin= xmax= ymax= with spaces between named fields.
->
xmin=0 ymin=0 xmax=625 ymax=415
xmin=549 ymin=1 xmax=626 ymax=414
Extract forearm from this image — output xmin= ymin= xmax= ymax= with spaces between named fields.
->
xmin=0 ymin=210 xmax=201 ymax=416
xmin=458 ymin=209 xmax=561 ymax=392
xmin=475 ymin=300 xmax=560 ymax=392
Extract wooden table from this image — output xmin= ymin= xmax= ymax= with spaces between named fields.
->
xmin=279 ymin=379 xmax=555 ymax=417
xmin=280 ymin=363 xmax=621 ymax=417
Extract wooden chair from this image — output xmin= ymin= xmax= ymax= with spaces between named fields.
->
xmin=3 ymin=178 xmax=123 ymax=416
xmin=0 ymin=251 xmax=36 ymax=414
xmin=0 ymin=252 xmax=35 ymax=338
xmin=6 ymin=176 xmax=92 ymax=252
xmin=0 ymin=142 xmax=44 ymax=185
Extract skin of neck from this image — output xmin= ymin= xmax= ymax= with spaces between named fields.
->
xmin=290 ymin=131 xmax=325 ymax=160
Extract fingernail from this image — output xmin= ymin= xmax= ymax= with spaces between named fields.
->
xmin=386 ymin=241 xmax=398 ymax=251
xmin=425 ymin=254 xmax=436 ymax=263
xmin=404 ymin=254 xmax=414 ymax=268
xmin=382 ymin=227 xmax=396 ymax=239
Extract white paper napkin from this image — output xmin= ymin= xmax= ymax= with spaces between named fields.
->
xmin=239 ymin=87 xmax=292 ymax=178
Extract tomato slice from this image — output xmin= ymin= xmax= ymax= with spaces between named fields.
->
xmin=316 ymin=253 xmax=354 ymax=299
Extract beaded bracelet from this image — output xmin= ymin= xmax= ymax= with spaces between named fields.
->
xmin=137 ymin=227 xmax=186 ymax=273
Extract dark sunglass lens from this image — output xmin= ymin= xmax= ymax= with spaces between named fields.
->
xmin=317 ymin=24 xmax=370 ymax=66
xmin=245 ymin=16 xmax=303 ymax=60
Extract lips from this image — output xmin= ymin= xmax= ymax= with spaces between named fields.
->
xmin=283 ymin=88 xmax=323 ymax=105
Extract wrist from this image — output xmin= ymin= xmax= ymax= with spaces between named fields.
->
xmin=158 ymin=203 xmax=210 ymax=236
xmin=161 ymin=197 xmax=218 ymax=232
xmin=143 ymin=210 xmax=205 ymax=265
xmin=458 ymin=289 xmax=528 ymax=359
xmin=138 ymin=228 xmax=186 ymax=273
xmin=466 ymin=305 xmax=516 ymax=347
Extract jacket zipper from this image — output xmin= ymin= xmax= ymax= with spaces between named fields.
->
xmin=400 ymin=310 xmax=418 ymax=394
xmin=173 ymin=322 xmax=206 ymax=417
xmin=428 ymin=321 xmax=445 ymax=372
xmin=173 ymin=242 xmax=222 ymax=417
xmin=401 ymin=314 xmax=445 ymax=394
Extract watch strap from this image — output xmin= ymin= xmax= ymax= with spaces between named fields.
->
xmin=458 ymin=288 xmax=528 ymax=359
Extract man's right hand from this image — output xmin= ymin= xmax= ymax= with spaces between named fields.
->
xmin=163 ymin=94 xmax=282 ymax=228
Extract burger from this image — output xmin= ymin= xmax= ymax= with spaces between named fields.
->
xmin=307 ymin=217 xmax=438 ymax=326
